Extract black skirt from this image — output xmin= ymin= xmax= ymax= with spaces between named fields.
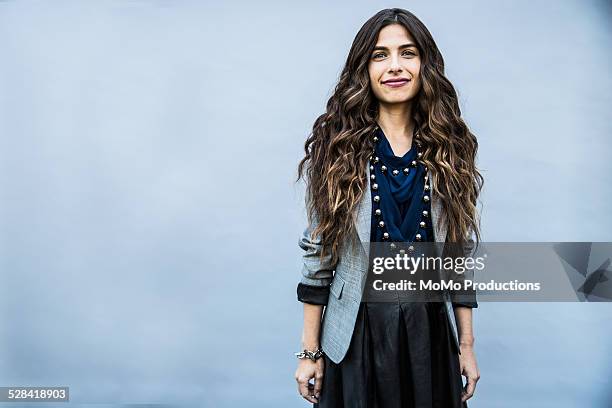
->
xmin=314 ymin=301 xmax=467 ymax=408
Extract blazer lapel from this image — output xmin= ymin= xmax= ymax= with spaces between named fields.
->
xmin=355 ymin=165 xmax=372 ymax=258
xmin=428 ymin=169 xmax=448 ymax=243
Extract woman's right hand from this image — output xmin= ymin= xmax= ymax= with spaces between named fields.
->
xmin=295 ymin=357 xmax=325 ymax=403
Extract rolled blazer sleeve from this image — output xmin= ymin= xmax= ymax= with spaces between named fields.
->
xmin=297 ymin=283 xmax=330 ymax=305
xmin=296 ymin=212 xmax=337 ymax=305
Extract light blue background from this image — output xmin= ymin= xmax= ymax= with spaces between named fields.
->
xmin=0 ymin=0 xmax=611 ymax=407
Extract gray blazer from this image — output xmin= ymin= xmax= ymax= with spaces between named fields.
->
xmin=298 ymin=165 xmax=475 ymax=364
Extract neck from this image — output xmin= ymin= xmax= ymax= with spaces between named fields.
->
xmin=376 ymin=102 xmax=415 ymax=151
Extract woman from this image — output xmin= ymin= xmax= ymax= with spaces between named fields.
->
xmin=294 ymin=8 xmax=482 ymax=408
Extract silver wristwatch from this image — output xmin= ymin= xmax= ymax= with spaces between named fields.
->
xmin=295 ymin=347 xmax=324 ymax=361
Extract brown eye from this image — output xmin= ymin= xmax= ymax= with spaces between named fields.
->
xmin=372 ymin=52 xmax=385 ymax=59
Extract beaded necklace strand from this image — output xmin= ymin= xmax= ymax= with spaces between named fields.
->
xmin=369 ymin=125 xmax=432 ymax=252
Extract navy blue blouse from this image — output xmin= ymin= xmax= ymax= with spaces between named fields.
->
xmin=368 ymin=126 xmax=433 ymax=244
xmin=297 ymin=126 xmax=477 ymax=308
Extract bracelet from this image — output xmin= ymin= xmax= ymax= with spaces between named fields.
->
xmin=295 ymin=347 xmax=324 ymax=361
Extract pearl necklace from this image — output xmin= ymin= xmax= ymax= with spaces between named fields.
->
xmin=368 ymin=125 xmax=431 ymax=251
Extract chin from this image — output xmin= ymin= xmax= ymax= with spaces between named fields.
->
xmin=380 ymin=95 xmax=413 ymax=105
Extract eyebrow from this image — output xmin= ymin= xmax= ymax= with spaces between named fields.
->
xmin=372 ymin=43 xmax=417 ymax=51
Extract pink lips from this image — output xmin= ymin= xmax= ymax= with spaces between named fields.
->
xmin=382 ymin=78 xmax=410 ymax=88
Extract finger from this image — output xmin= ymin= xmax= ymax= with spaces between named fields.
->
xmin=297 ymin=377 xmax=316 ymax=403
xmin=313 ymin=371 xmax=324 ymax=399
xmin=306 ymin=382 xmax=318 ymax=403
xmin=461 ymin=377 xmax=476 ymax=402
xmin=299 ymin=379 xmax=318 ymax=404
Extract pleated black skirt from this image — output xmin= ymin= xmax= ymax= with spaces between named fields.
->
xmin=314 ymin=301 xmax=467 ymax=408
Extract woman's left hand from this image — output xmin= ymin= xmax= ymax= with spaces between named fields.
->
xmin=459 ymin=343 xmax=480 ymax=402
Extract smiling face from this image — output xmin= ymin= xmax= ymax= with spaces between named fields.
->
xmin=368 ymin=24 xmax=422 ymax=106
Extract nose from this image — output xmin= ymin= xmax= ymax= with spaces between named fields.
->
xmin=388 ymin=53 xmax=402 ymax=73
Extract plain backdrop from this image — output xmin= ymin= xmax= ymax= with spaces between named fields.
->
xmin=0 ymin=0 xmax=611 ymax=407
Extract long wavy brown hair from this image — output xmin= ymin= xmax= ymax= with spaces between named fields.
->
xmin=296 ymin=8 xmax=483 ymax=266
